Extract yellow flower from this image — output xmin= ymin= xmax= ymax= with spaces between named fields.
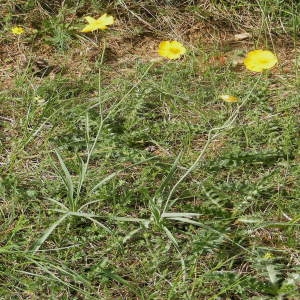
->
xmin=11 ymin=26 xmax=25 ymax=35
xmin=244 ymin=50 xmax=278 ymax=72
xmin=263 ymin=252 xmax=274 ymax=259
xmin=219 ymin=95 xmax=239 ymax=103
xmin=81 ymin=14 xmax=114 ymax=32
xmin=158 ymin=41 xmax=186 ymax=60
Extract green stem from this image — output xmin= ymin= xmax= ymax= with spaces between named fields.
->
xmin=163 ymin=73 xmax=263 ymax=214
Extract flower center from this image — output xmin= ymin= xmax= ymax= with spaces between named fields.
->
xmin=259 ymin=58 xmax=269 ymax=65
xmin=170 ymin=47 xmax=180 ymax=54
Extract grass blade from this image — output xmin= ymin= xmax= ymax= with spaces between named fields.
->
xmin=32 ymin=213 xmax=70 ymax=253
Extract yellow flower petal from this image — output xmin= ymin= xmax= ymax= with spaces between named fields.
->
xmin=84 ymin=16 xmax=96 ymax=23
xmin=81 ymin=14 xmax=114 ymax=32
xmin=11 ymin=26 xmax=25 ymax=35
xmin=97 ymin=14 xmax=114 ymax=26
xmin=158 ymin=41 xmax=186 ymax=60
xmin=219 ymin=95 xmax=239 ymax=103
xmin=81 ymin=24 xmax=97 ymax=33
xmin=244 ymin=50 xmax=278 ymax=72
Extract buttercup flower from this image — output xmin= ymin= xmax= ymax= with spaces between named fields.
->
xmin=244 ymin=50 xmax=278 ymax=72
xmin=219 ymin=95 xmax=239 ymax=103
xmin=263 ymin=252 xmax=274 ymax=259
xmin=11 ymin=26 xmax=25 ymax=35
xmin=81 ymin=14 xmax=114 ymax=32
xmin=158 ymin=41 xmax=186 ymax=60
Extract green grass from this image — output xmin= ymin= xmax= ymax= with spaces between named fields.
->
xmin=1 ymin=0 xmax=300 ymax=299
